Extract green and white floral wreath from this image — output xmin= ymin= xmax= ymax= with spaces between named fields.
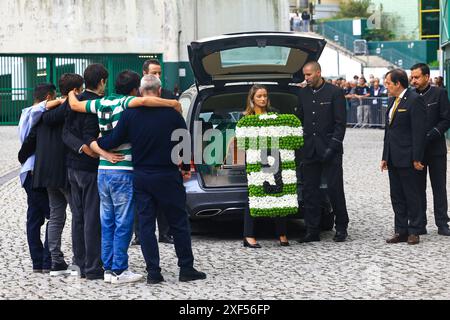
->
xmin=236 ymin=113 xmax=304 ymax=217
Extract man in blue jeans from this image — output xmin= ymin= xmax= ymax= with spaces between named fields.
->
xmin=97 ymin=75 xmax=206 ymax=284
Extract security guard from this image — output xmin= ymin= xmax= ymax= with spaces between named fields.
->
xmin=410 ymin=63 xmax=450 ymax=236
xmin=296 ymin=62 xmax=349 ymax=243
xmin=382 ymin=69 xmax=427 ymax=245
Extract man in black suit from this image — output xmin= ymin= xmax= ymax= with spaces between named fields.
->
xmin=410 ymin=63 xmax=450 ymax=236
xmin=382 ymin=68 xmax=427 ymax=245
xmin=62 ymin=64 xmax=117 ymax=280
xmin=296 ymin=61 xmax=349 ymax=243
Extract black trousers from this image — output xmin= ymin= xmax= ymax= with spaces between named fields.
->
xmin=243 ymin=206 xmax=287 ymax=238
xmin=68 ymin=168 xmax=102 ymax=277
xmin=133 ymin=206 xmax=170 ymax=240
xmin=302 ymin=154 xmax=349 ymax=234
xmin=388 ymin=165 xmax=423 ymax=235
xmin=23 ymin=172 xmax=51 ymax=270
xmin=134 ymin=170 xmax=194 ymax=276
xmin=419 ymin=153 xmax=449 ymax=229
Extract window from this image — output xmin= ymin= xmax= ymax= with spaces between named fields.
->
xmin=220 ymin=46 xmax=291 ymax=68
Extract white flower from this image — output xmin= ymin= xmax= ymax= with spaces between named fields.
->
xmin=259 ymin=114 xmax=278 ymax=120
xmin=236 ymin=126 xmax=303 ymax=139
xmin=247 ymin=170 xmax=297 ymax=186
xmin=249 ymin=194 xmax=298 ymax=209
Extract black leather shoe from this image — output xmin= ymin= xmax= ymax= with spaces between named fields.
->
xmin=147 ymin=273 xmax=165 ymax=284
xmin=159 ymin=234 xmax=174 ymax=244
xmin=243 ymin=238 xmax=261 ymax=248
xmin=179 ymin=267 xmax=207 ymax=282
xmin=333 ymin=231 xmax=348 ymax=242
xmin=131 ymin=238 xmax=140 ymax=246
xmin=438 ymin=227 xmax=450 ymax=236
xmin=298 ymin=233 xmax=320 ymax=243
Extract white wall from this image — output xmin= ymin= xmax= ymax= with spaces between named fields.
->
xmin=0 ymin=0 xmax=290 ymax=62
xmin=319 ymin=46 xmax=362 ymax=80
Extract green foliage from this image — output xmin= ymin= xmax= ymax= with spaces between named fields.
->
xmin=335 ymin=0 xmax=372 ymax=19
xmin=365 ymin=28 xmax=395 ymax=41
xmin=429 ymin=60 xmax=439 ymax=68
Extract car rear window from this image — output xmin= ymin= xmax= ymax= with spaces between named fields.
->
xmin=220 ymin=46 xmax=291 ymax=67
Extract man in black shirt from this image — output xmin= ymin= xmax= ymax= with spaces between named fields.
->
xmin=297 ymin=62 xmax=349 ymax=243
xmin=410 ymin=63 xmax=450 ymax=236
xmin=62 ymin=64 xmax=110 ymax=280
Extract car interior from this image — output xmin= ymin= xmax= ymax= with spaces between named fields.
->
xmin=196 ymin=89 xmax=300 ymax=188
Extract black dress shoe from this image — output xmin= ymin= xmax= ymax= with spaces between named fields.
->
xmin=147 ymin=273 xmax=165 ymax=284
xmin=179 ymin=267 xmax=207 ymax=282
xmin=333 ymin=231 xmax=348 ymax=242
xmin=298 ymin=233 xmax=320 ymax=243
xmin=159 ymin=234 xmax=174 ymax=244
xmin=438 ymin=227 xmax=450 ymax=236
xmin=243 ymin=238 xmax=261 ymax=248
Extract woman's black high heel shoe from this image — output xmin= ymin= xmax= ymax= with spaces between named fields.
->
xmin=243 ymin=238 xmax=261 ymax=248
xmin=279 ymin=240 xmax=290 ymax=247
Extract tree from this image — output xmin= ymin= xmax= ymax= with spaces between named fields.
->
xmin=335 ymin=0 xmax=372 ymax=19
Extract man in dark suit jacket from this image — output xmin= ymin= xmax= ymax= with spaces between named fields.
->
xmin=381 ymin=68 xmax=427 ymax=245
xmin=410 ymin=63 xmax=450 ymax=236
xmin=18 ymin=73 xmax=84 ymax=276
xmin=296 ymin=61 xmax=349 ymax=243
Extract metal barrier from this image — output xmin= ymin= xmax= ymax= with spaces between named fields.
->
xmin=345 ymin=97 xmax=389 ymax=128
xmin=0 ymin=53 xmax=162 ymax=125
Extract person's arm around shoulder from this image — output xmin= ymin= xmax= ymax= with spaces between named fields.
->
xmin=42 ymin=102 xmax=68 ymax=127
xmin=68 ymin=90 xmax=91 ymax=114
xmin=45 ymin=97 xmax=66 ymax=110
xmin=128 ymin=96 xmax=182 ymax=113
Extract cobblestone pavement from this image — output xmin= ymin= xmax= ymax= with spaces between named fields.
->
xmin=1 ymin=127 xmax=450 ymax=300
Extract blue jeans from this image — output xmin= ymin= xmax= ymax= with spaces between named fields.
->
xmin=98 ymin=170 xmax=134 ymax=273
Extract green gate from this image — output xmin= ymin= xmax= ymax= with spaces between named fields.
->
xmin=0 ymin=54 xmax=162 ymax=125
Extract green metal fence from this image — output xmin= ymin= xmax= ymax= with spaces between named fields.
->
xmin=0 ymin=53 xmax=162 ymax=125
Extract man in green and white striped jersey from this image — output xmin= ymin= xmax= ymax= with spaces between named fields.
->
xmin=68 ymin=70 xmax=181 ymax=284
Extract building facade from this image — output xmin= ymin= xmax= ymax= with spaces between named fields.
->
xmin=0 ymin=0 xmax=290 ymax=93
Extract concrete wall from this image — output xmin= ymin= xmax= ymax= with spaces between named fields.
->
xmin=0 ymin=0 xmax=289 ymax=91
xmin=319 ymin=46 xmax=362 ymax=80
xmin=0 ymin=0 xmax=289 ymax=60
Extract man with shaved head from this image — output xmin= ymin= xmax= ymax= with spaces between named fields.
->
xmin=296 ymin=61 xmax=349 ymax=243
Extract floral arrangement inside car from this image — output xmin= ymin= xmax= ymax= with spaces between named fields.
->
xmin=235 ymin=113 xmax=304 ymax=217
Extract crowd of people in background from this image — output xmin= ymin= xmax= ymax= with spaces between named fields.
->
xmin=322 ymin=73 xmax=446 ymax=128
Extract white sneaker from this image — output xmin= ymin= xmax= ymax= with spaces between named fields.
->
xmin=104 ymin=270 xmax=114 ymax=283
xmin=111 ymin=270 xmax=143 ymax=284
